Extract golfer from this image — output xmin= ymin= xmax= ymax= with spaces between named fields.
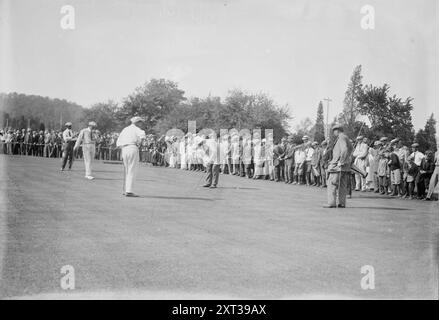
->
xmin=116 ymin=117 xmax=146 ymax=197
xmin=325 ymin=124 xmax=353 ymax=208
xmin=74 ymin=121 xmax=97 ymax=180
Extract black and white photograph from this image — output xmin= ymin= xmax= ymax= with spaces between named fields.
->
xmin=0 ymin=0 xmax=438 ymax=304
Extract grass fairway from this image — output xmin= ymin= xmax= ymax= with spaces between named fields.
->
xmin=0 ymin=154 xmax=438 ymax=299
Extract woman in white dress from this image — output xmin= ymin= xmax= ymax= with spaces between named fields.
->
xmin=231 ymin=135 xmax=240 ymax=175
xmin=253 ymin=138 xmax=264 ymax=179
xmin=179 ymin=136 xmax=187 ymax=170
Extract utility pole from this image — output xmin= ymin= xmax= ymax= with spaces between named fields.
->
xmin=324 ymin=97 xmax=332 ymax=139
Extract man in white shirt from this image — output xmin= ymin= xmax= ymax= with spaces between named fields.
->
xmin=116 ymin=117 xmax=146 ymax=197
xmin=74 ymin=121 xmax=97 ymax=180
xmin=61 ymin=122 xmax=75 ymax=171
xmin=202 ymin=133 xmax=221 ymax=189
xmin=294 ymin=146 xmax=306 ymax=185
xmin=426 ymin=140 xmax=439 ymax=201
xmin=304 ymin=138 xmax=314 ymax=185
xmin=409 ymin=143 xmax=425 ymax=167
xmin=353 ymin=136 xmax=369 ymax=191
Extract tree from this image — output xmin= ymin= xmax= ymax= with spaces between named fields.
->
xmin=118 ymin=79 xmax=186 ymax=129
xmin=313 ymin=101 xmax=325 ymax=143
xmin=339 ymin=65 xmax=363 ymax=137
xmin=0 ymin=92 xmax=84 ymax=130
xmin=82 ymin=101 xmax=121 ymax=133
xmin=291 ymin=117 xmax=314 ymax=144
xmin=154 ymin=89 xmax=290 ymax=140
xmin=356 ymin=84 xmax=415 ymax=145
xmin=415 ymin=114 xmax=437 ymax=152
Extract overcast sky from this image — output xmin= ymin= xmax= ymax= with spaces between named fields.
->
xmin=1 ymin=0 xmax=437 ymax=131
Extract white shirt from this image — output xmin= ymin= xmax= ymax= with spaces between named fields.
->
xmin=116 ymin=124 xmax=146 ymax=147
xmin=62 ymin=129 xmax=73 ymax=142
xmin=295 ymin=149 xmax=306 ymax=164
xmin=305 ymin=147 xmax=314 ymax=161
xmin=353 ymin=142 xmax=369 ymax=159
xmin=204 ymin=139 xmax=220 ymax=165
xmin=410 ymin=151 xmax=425 ymax=166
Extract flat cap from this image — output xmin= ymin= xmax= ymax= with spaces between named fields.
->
xmin=380 ymin=137 xmax=388 ymax=142
xmin=88 ymin=121 xmax=97 ymax=127
xmin=356 ymin=136 xmax=364 ymax=140
xmin=130 ymin=116 xmax=145 ymax=124
xmin=411 ymin=143 xmax=419 ymax=148
xmin=65 ymin=122 xmax=72 ymax=126
xmin=332 ymin=124 xmax=343 ymax=131
xmin=302 ymin=135 xmax=309 ymax=140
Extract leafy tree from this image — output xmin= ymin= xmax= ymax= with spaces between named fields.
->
xmin=81 ymin=100 xmax=121 ymax=133
xmin=415 ymin=114 xmax=437 ymax=152
xmin=290 ymin=117 xmax=314 ymax=144
xmin=154 ymin=90 xmax=290 ymax=140
xmin=0 ymin=92 xmax=84 ymax=130
xmin=339 ymin=65 xmax=363 ymax=137
xmin=118 ymin=79 xmax=186 ymax=129
xmin=356 ymin=84 xmax=415 ymax=145
xmin=313 ymin=101 xmax=325 ymax=143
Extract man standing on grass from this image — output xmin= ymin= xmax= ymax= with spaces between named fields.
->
xmin=116 ymin=117 xmax=146 ymax=197
xmin=202 ymin=133 xmax=221 ymax=189
xmin=425 ymin=140 xmax=439 ymax=201
xmin=61 ymin=122 xmax=76 ymax=171
xmin=74 ymin=121 xmax=97 ymax=180
xmin=325 ymin=124 xmax=353 ymax=208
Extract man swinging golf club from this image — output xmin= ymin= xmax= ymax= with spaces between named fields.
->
xmin=325 ymin=124 xmax=353 ymax=208
xmin=116 ymin=116 xmax=146 ymax=197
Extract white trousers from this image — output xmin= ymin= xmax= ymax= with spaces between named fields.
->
xmin=122 ymin=145 xmax=139 ymax=194
xmin=82 ymin=144 xmax=95 ymax=176
xmin=354 ymin=157 xmax=367 ymax=190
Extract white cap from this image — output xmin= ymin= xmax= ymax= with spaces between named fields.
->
xmin=88 ymin=121 xmax=97 ymax=127
xmin=130 ymin=116 xmax=144 ymax=124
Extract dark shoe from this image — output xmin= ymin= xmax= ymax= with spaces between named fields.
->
xmin=202 ymin=184 xmax=211 ymax=188
xmin=337 ymin=204 xmax=346 ymax=208
xmin=324 ymin=205 xmax=336 ymax=208
xmin=424 ymin=197 xmax=431 ymax=201
xmin=125 ymin=192 xmax=139 ymax=197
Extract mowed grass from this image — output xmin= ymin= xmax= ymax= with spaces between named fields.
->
xmin=0 ymin=154 xmax=438 ymax=299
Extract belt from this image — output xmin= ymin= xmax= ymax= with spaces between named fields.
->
xmin=121 ymin=144 xmax=138 ymax=148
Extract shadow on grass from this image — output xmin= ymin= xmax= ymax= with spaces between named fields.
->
xmin=348 ymin=207 xmax=412 ymax=211
xmin=97 ymin=178 xmax=156 ymax=182
xmin=219 ymin=187 xmax=260 ymax=190
xmin=137 ymin=195 xmax=220 ymax=201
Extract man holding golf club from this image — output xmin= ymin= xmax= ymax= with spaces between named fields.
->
xmin=116 ymin=116 xmax=146 ymax=197
xmin=325 ymin=124 xmax=353 ymax=208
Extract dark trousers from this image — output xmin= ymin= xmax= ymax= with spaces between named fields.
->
xmin=274 ymin=165 xmax=282 ymax=181
xmin=205 ymin=164 xmax=220 ymax=187
xmin=61 ymin=144 xmax=74 ymax=169
xmin=285 ymin=162 xmax=294 ymax=183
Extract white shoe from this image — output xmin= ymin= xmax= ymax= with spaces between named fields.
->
xmin=85 ymin=176 xmax=94 ymax=180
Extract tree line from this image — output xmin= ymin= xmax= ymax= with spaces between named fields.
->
xmin=298 ymin=65 xmax=437 ymax=152
xmin=1 ymin=68 xmax=436 ymax=151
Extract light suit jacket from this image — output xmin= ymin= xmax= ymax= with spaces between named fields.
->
xmin=328 ymin=133 xmax=353 ymax=172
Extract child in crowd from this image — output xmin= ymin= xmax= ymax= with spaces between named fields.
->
xmin=404 ymin=156 xmax=419 ymax=199
xmin=377 ymin=152 xmax=390 ymax=195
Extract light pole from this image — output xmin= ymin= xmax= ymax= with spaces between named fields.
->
xmin=324 ymin=97 xmax=332 ymax=139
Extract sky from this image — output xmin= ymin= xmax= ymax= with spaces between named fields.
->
xmin=0 ymin=0 xmax=438 ymax=131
